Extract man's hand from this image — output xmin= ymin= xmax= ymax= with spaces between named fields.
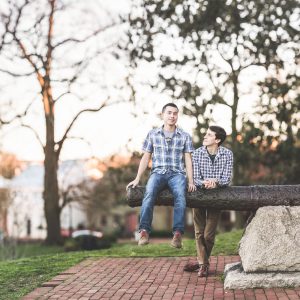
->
xmin=203 ymin=179 xmax=218 ymax=189
xmin=187 ymin=182 xmax=197 ymax=192
xmin=126 ymin=178 xmax=140 ymax=190
xmin=126 ymin=152 xmax=151 ymax=191
xmin=184 ymin=152 xmax=196 ymax=192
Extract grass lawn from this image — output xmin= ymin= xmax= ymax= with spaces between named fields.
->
xmin=0 ymin=243 xmax=64 ymax=261
xmin=0 ymin=229 xmax=243 ymax=300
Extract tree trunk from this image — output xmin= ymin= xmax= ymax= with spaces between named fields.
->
xmin=127 ymin=185 xmax=300 ymax=211
xmin=44 ymin=147 xmax=62 ymax=244
xmin=231 ymin=70 xmax=248 ymax=227
xmin=43 ymin=82 xmax=62 ymax=245
xmin=231 ymin=71 xmax=239 ymax=184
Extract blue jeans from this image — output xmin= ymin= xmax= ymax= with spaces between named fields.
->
xmin=139 ymin=171 xmax=187 ymax=234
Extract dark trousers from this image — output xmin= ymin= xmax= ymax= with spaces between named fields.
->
xmin=192 ymin=208 xmax=220 ymax=265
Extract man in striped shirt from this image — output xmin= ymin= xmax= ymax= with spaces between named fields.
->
xmin=127 ymin=103 xmax=196 ymax=248
xmin=184 ymin=126 xmax=233 ymax=277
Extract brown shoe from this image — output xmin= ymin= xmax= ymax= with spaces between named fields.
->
xmin=183 ymin=261 xmax=200 ymax=272
xmin=170 ymin=231 xmax=182 ymax=248
xmin=138 ymin=230 xmax=149 ymax=246
xmin=198 ymin=264 xmax=209 ymax=277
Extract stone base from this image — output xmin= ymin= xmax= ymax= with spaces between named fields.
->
xmin=239 ymin=206 xmax=300 ymax=272
xmin=224 ymin=262 xmax=300 ymax=290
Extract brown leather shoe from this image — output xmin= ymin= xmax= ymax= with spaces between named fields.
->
xmin=170 ymin=231 xmax=182 ymax=248
xmin=138 ymin=230 xmax=149 ymax=246
xmin=183 ymin=261 xmax=200 ymax=272
xmin=198 ymin=264 xmax=209 ymax=277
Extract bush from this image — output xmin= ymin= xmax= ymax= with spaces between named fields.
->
xmin=64 ymin=238 xmax=80 ymax=252
xmin=64 ymin=234 xmax=117 ymax=252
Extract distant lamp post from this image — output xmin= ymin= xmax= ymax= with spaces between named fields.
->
xmin=37 ymin=223 xmax=44 ymax=239
xmin=26 ymin=219 xmax=31 ymax=237
xmin=69 ymin=204 xmax=73 ymax=237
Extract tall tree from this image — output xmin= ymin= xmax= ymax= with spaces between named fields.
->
xmin=127 ymin=0 xmax=299 ymax=184
xmin=243 ymin=67 xmax=299 ymax=184
xmin=0 ymin=0 xmax=128 ymax=244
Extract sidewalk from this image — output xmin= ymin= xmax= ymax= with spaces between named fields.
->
xmin=23 ymin=256 xmax=300 ymax=300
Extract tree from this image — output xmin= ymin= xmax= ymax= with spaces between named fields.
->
xmin=239 ymin=67 xmax=300 ymax=184
xmin=84 ymin=153 xmax=148 ymax=219
xmin=0 ymin=0 xmax=128 ymax=244
xmin=104 ymin=153 xmax=149 ymax=202
xmin=127 ymin=0 xmax=299 ymax=183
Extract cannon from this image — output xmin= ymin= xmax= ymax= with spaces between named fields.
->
xmin=126 ymin=185 xmax=300 ymax=211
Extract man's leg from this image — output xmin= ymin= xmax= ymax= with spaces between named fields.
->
xmin=183 ymin=208 xmax=206 ymax=272
xmin=203 ymin=209 xmax=221 ymax=258
xmin=168 ymin=173 xmax=187 ymax=234
xmin=168 ymin=173 xmax=186 ymax=248
xmin=139 ymin=173 xmax=166 ymax=235
xmin=193 ymin=208 xmax=208 ymax=265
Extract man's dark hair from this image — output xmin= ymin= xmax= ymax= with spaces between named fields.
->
xmin=209 ymin=125 xmax=227 ymax=146
xmin=162 ymin=103 xmax=179 ymax=113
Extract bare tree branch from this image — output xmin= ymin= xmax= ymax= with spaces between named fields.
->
xmin=0 ymin=99 xmax=36 ymax=125
xmin=13 ymin=36 xmax=44 ymax=82
xmin=11 ymin=0 xmax=31 ymax=33
xmin=240 ymin=62 xmax=267 ymax=72
xmin=216 ymin=44 xmax=236 ymax=72
xmin=52 ymin=41 xmax=117 ymax=89
xmin=32 ymin=12 xmax=47 ymax=33
xmin=60 ymin=179 xmax=94 ymax=211
xmin=202 ymin=52 xmax=231 ymax=108
xmin=55 ymin=98 xmax=110 ymax=157
xmin=0 ymin=67 xmax=35 ymax=77
xmin=45 ymin=0 xmax=55 ymax=74
xmin=60 ymin=183 xmax=78 ymax=210
xmin=53 ymin=91 xmax=71 ymax=102
xmin=55 ymin=97 xmax=124 ymax=158
xmin=52 ymin=58 xmax=90 ymax=85
xmin=20 ymin=122 xmax=45 ymax=151
xmin=52 ymin=21 xmax=123 ymax=49
xmin=6 ymin=1 xmax=43 ymax=81
xmin=0 ymin=9 xmax=12 ymax=52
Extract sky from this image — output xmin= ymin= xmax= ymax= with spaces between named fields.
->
xmin=0 ymin=0 xmax=137 ymax=161
xmin=0 ymin=0 xmax=267 ymax=162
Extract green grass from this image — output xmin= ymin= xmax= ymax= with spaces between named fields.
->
xmin=0 ymin=242 xmax=64 ymax=261
xmin=0 ymin=230 xmax=243 ymax=300
xmin=212 ymin=229 xmax=243 ymax=256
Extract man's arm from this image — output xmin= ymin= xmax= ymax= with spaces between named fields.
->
xmin=192 ymin=151 xmax=204 ymax=187
xmin=217 ymin=151 xmax=233 ymax=186
xmin=204 ymin=151 xmax=234 ymax=189
xmin=126 ymin=152 xmax=151 ymax=189
xmin=185 ymin=152 xmax=197 ymax=192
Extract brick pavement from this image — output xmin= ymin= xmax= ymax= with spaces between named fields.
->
xmin=23 ymin=256 xmax=300 ymax=300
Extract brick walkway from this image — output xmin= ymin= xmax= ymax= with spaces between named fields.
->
xmin=23 ymin=256 xmax=300 ymax=300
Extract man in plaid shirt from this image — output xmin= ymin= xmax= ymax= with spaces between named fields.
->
xmin=184 ymin=126 xmax=233 ymax=277
xmin=127 ymin=103 xmax=196 ymax=248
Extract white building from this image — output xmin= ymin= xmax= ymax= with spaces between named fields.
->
xmin=6 ymin=160 xmax=101 ymax=239
xmin=0 ymin=176 xmax=10 ymax=240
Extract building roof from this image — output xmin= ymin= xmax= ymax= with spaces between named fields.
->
xmin=9 ymin=159 xmax=98 ymax=190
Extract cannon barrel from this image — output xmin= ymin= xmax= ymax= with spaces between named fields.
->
xmin=126 ymin=185 xmax=300 ymax=211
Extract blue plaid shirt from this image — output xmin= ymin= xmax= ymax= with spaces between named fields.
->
xmin=142 ymin=126 xmax=194 ymax=174
xmin=192 ymin=146 xmax=233 ymax=186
